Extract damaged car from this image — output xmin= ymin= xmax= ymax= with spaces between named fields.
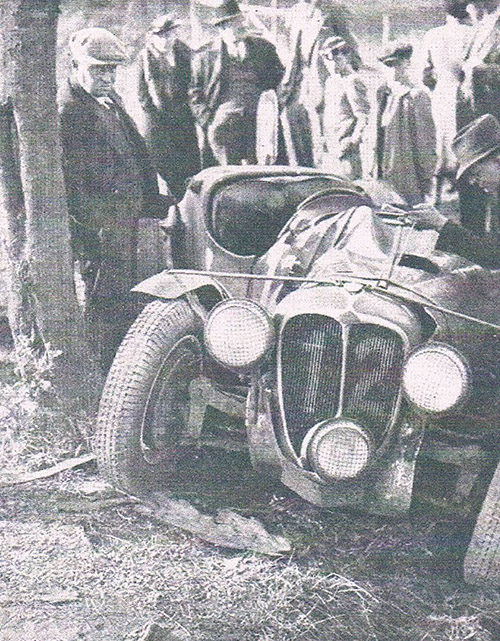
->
xmin=94 ymin=166 xmax=500 ymax=586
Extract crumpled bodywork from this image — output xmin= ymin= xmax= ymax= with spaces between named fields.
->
xmin=243 ymin=196 xmax=500 ymax=513
xmin=133 ymin=167 xmax=500 ymax=515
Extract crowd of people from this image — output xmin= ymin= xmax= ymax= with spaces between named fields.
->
xmin=59 ymin=0 xmax=500 ymax=367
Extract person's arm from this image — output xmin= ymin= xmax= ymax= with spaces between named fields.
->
xmin=436 ymin=221 xmax=500 ymax=269
xmin=188 ymin=49 xmax=212 ymax=129
xmin=257 ymin=39 xmax=285 ymax=91
xmin=409 ymin=89 xmax=437 ymax=194
xmin=408 ymin=206 xmax=500 ymax=269
xmin=60 ymin=105 xmax=102 ymax=262
xmin=339 ymin=76 xmax=370 ymax=156
xmin=347 ymin=76 xmax=370 ymax=143
xmin=420 ymin=31 xmax=437 ymax=90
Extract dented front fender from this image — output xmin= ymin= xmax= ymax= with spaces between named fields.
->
xmin=132 ymin=270 xmax=228 ymax=300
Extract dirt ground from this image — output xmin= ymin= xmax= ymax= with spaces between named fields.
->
xmin=2 ymin=447 xmax=500 ymax=641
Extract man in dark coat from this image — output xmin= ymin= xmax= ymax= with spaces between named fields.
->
xmin=189 ymin=0 xmax=284 ymax=166
xmin=60 ymin=27 xmax=170 ymax=368
xmin=137 ymin=14 xmax=200 ymax=201
xmin=374 ymin=42 xmax=436 ymax=205
xmin=456 ymin=0 xmax=500 ymax=234
xmin=410 ymin=114 xmax=500 ymax=268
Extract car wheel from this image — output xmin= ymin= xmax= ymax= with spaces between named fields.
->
xmin=464 ymin=460 xmax=500 ymax=585
xmin=94 ymin=298 xmax=203 ymax=494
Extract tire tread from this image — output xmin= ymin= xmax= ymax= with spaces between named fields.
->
xmin=94 ymin=299 xmax=201 ymax=492
xmin=464 ymin=461 xmax=500 ymax=585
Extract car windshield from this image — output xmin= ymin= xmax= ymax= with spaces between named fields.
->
xmin=208 ymin=175 xmax=358 ymax=257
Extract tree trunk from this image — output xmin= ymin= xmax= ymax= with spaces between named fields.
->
xmin=0 ymin=0 xmax=102 ymax=410
xmin=0 ymin=2 xmax=31 ymax=348
xmin=0 ymin=100 xmax=33 ymax=346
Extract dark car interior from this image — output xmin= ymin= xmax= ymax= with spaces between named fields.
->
xmin=208 ymin=176 xmax=352 ymax=256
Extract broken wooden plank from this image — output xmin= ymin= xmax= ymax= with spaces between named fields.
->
xmin=0 ymin=452 xmax=96 ymax=487
xmin=135 ymin=493 xmax=291 ymax=555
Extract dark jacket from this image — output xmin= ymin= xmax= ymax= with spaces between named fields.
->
xmin=137 ymin=39 xmax=200 ymax=200
xmin=59 ymin=81 xmax=166 ymax=297
xmin=437 ymin=221 xmax=500 ymax=269
xmin=375 ymin=83 xmax=436 ymax=206
xmin=189 ymin=35 xmax=284 ymax=130
xmin=473 ymin=63 xmax=500 ymax=122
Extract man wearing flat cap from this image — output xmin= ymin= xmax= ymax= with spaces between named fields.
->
xmin=374 ymin=41 xmax=436 ymax=206
xmin=137 ymin=14 xmax=200 ymax=200
xmin=189 ymin=0 xmax=284 ymax=166
xmin=409 ymin=113 xmax=500 ymax=268
xmin=320 ymin=36 xmax=369 ymax=179
xmin=60 ymin=27 xmax=171 ymax=368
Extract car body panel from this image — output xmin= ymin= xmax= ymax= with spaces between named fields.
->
xmin=134 ymin=166 xmax=500 ymax=517
xmin=132 ymin=270 xmax=228 ymax=300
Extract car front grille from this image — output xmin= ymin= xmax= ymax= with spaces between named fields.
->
xmin=280 ymin=314 xmax=404 ymax=453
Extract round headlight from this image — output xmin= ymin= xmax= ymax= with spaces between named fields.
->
xmin=307 ymin=420 xmax=371 ymax=480
xmin=403 ymin=343 xmax=470 ymax=413
xmin=205 ymin=300 xmax=274 ymax=370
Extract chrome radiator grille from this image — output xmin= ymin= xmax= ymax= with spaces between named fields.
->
xmin=280 ymin=315 xmax=404 ymax=453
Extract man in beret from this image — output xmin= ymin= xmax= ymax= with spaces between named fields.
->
xmin=189 ymin=0 xmax=284 ymax=166
xmin=409 ymin=113 xmax=500 ymax=268
xmin=60 ymin=27 xmax=170 ymax=368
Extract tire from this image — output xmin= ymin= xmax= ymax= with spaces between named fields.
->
xmin=94 ymin=298 xmax=203 ymax=494
xmin=464 ymin=460 xmax=500 ymax=585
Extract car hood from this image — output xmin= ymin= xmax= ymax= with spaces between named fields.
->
xmin=251 ymin=205 xmax=500 ymax=329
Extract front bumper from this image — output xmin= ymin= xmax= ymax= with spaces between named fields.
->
xmin=246 ymin=377 xmax=428 ymax=515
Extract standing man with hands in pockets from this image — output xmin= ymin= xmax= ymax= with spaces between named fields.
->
xmin=60 ymin=27 xmax=173 ymax=369
xmin=189 ymin=0 xmax=284 ymax=167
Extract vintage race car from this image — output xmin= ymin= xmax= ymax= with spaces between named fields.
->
xmin=95 ymin=166 xmax=500 ymax=586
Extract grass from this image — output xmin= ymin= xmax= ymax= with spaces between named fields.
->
xmin=2 ymin=460 xmax=500 ymax=641
xmin=0 ymin=353 xmax=499 ymax=641
xmin=0 ymin=358 xmax=92 ymax=478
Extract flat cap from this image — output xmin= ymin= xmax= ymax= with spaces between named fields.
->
xmin=378 ymin=41 xmax=413 ymax=66
xmin=149 ymin=14 xmax=182 ymax=35
xmin=69 ymin=28 xmax=128 ymax=65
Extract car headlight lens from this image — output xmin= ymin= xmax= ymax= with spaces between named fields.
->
xmin=307 ymin=420 xmax=371 ymax=480
xmin=403 ymin=343 xmax=470 ymax=412
xmin=205 ymin=300 xmax=274 ymax=370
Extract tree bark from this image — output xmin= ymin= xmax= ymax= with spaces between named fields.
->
xmin=0 ymin=0 xmax=102 ymax=410
xmin=0 ymin=100 xmax=33 ymax=345
xmin=0 ymin=2 xmax=31 ymax=347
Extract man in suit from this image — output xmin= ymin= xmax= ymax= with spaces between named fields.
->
xmin=410 ymin=114 xmax=500 ymax=268
xmin=60 ymin=27 xmax=170 ymax=368
xmin=137 ymin=14 xmax=200 ymax=200
xmin=189 ymin=0 xmax=284 ymax=166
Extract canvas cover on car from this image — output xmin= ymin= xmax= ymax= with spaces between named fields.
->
xmin=250 ymin=199 xmax=451 ymax=310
